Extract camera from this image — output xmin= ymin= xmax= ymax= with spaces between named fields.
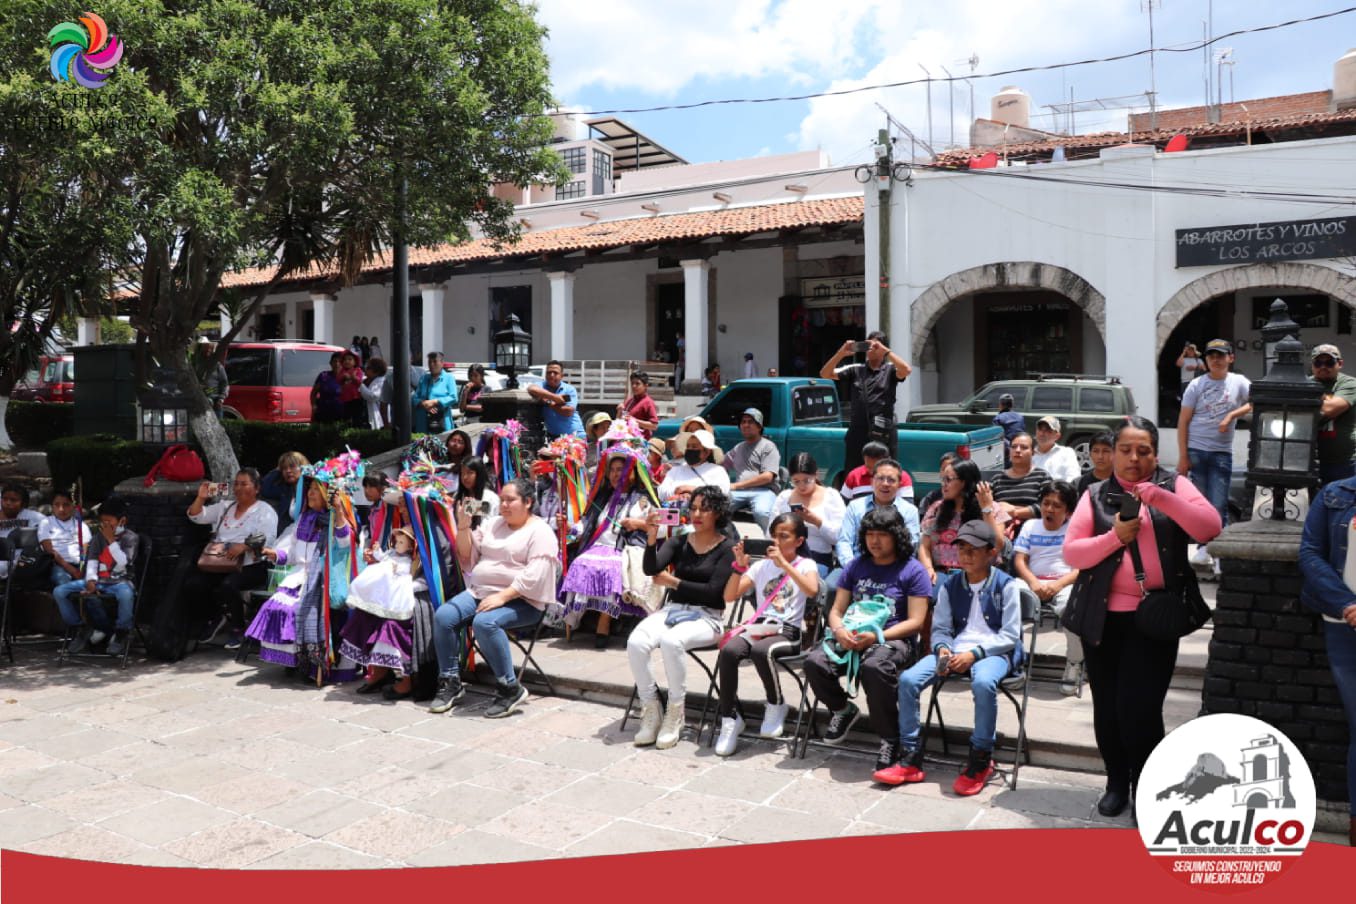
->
xmin=657 ymin=504 xmax=682 ymax=526
xmin=854 ymin=340 xmax=871 ymax=354
xmin=462 ymin=498 xmax=492 ymax=518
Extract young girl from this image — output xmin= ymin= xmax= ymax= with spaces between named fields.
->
xmin=340 ymin=527 xmax=426 ymax=699
xmin=713 ymin=512 xmax=819 ymax=756
xmin=1013 ymin=480 xmax=1083 ymax=695
xmin=455 ymin=456 xmax=500 ymax=529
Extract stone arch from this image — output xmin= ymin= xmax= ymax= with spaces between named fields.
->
xmin=910 ymin=261 xmax=1107 ymax=365
xmin=1156 ymin=262 xmax=1356 ymax=355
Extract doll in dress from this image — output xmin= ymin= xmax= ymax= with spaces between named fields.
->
xmin=339 ymin=527 xmax=428 ymax=700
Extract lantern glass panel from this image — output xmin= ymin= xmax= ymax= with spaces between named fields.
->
xmin=1257 ymin=439 xmax=1282 ymax=470
xmin=1283 ymin=442 xmax=1309 ymax=472
xmin=1261 ymin=411 xmax=1292 ymax=440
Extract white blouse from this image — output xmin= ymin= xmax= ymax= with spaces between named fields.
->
xmin=772 ymin=487 xmax=845 ymax=555
xmin=190 ymin=499 xmax=280 ymax=566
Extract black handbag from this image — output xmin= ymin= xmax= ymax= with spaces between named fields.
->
xmin=1127 ymin=541 xmax=1211 ymax=642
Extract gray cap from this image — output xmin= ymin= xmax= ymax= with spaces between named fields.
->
xmin=741 ymin=408 xmax=764 ymax=426
xmin=955 ymin=519 xmax=997 ymax=548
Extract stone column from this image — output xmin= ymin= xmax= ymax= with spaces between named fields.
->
xmin=419 ymin=283 xmax=446 ymax=361
xmin=548 ymin=270 xmax=575 ymax=360
xmin=680 ymin=258 xmax=709 ymax=392
xmin=284 ymin=299 xmax=298 ymax=340
xmin=76 ymin=317 xmax=100 ymax=346
xmin=310 ymin=293 xmax=336 ymax=344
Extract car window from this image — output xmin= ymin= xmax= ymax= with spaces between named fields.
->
xmin=1079 ymin=387 xmax=1115 ymax=412
xmin=974 ymin=384 xmax=1025 ymax=410
xmin=280 ymin=349 xmax=339 ymax=387
xmin=224 ymin=348 xmax=273 ymax=387
xmin=62 ymin=360 xmax=74 ymax=381
xmin=704 ymin=386 xmax=776 ymax=427
xmin=42 ymin=361 xmax=59 ymax=382
xmin=18 ymin=368 xmax=37 ymax=385
xmin=792 ymin=384 xmax=839 ymax=423
xmin=1031 ymin=386 xmax=1073 ymax=411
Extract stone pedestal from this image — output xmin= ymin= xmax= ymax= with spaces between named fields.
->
xmin=1205 ymin=519 xmax=1349 ymax=808
xmin=113 ymin=477 xmax=210 ymax=623
xmin=478 ymin=389 xmax=545 ymax=456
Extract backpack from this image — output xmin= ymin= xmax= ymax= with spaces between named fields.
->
xmin=819 ymin=594 xmax=894 ymax=696
xmin=143 ymin=444 xmax=205 ymax=486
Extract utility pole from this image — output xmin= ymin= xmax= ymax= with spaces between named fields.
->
xmin=876 ymin=128 xmax=892 ymax=340
xmin=1143 ymin=0 xmax=1160 ymax=131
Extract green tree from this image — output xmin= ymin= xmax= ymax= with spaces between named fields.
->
xmin=1 ymin=0 xmax=564 ymax=476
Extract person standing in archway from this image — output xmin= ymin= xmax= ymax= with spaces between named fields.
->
xmin=819 ymin=332 xmax=912 ymax=472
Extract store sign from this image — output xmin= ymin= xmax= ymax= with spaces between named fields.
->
xmin=800 ymin=275 xmax=865 ymax=309
xmin=1176 ymin=215 xmax=1356 ymax=268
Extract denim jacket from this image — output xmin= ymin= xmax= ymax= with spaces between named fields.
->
xmin=1298 ymin=477 xmax=1356 ymax=622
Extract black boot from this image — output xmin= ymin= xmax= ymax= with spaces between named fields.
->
xmin=1097 ymin=786 xmax=1130 ymax=817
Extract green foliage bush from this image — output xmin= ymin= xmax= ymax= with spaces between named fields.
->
xmin=47 ymin=435 xmax=157 ymax=503
xmin=222 ymin=421 xmax=398 ymax=472
xmin=6 ymin=401 xmax=75 ymax=449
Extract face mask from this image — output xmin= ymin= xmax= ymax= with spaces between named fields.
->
xmin=684 ymin=449 xmax=703 ymax=466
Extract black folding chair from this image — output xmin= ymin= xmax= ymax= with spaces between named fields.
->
xmin=919 ymin=586 xmax=1040 ymax=789
xmin=0 ymin=528 xmax=45 ymax=664
xmin=469 ymin=611 xmax=556 ymax=696
xmin=58 ymin=536 xmax=153 ymax=670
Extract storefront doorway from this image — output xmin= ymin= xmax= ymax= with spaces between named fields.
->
xmin=974 ymin=291 xmax=1083 ymax=383
xmin=783 ymin=275 xmax=866 ymax=376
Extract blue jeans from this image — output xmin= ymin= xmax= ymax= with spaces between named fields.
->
xmin=52 ymin=579 xmax=135 ymax=631
xmin=433 ymin=590 xmax=541 ymax=684
xmin=897 ymin=652 xmax=1011 ymax=752
xmin=50 ymin=564 xmax=79 ymax=590
xmin=729 ymin=489 xmax=776 ymax=532
xmin=1188 ymin=449 xmax=1232 ymax=527
xmin=1324 ymin=621 xmax=1356 ymax=816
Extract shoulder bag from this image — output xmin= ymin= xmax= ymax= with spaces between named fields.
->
xmin=1126 ymin=539 xmax=1211 ymax=642
xmin=196 ymin=503 xmax=241 ymax=573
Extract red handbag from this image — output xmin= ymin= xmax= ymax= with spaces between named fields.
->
xmin=143 ymin=443 xmax=205 ymax=486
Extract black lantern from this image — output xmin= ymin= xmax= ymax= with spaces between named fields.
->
xmin=1245 ymin=334 xmax=1323 ymax=519
xmin=137 ymin=367 xmax=191 ymax=446
xmin=1260 ymin=298 xmax=1301 ymax=377
xmin=493 ymin=313 xmax=531 ymax=389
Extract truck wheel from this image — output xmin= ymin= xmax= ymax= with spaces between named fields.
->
xmin=221 ymin=408 xmax=244 ymax=421
xmin=1070 ymin=436 xmax=1093 ymax=472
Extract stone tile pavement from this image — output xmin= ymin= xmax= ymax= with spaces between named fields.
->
xmin=0 ymin=643 xmax=1140 ymax=870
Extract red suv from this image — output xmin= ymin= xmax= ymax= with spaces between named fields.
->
xmin=34 ymin=355 xmax=75 ymax=403
xmin=222 ymin=341 xmax=346 ymax=422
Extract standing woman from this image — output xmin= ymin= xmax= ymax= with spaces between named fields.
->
xmin=770 ymin=452 xmax=844 ymax=581
xmin=461 ymin=364 xmax=488 ymax=423
xmin=311 ymin=353 xmax=346 ymax=424
xmin=628 ymin=486 xmax=736 ymax=750
xmin=338 ymin=351 xmax=367 ymax=427
xmin=361 ymin=357 xmax=388 ymax=429
xmin=1063 ymin=416 xmax=1221 ymax=818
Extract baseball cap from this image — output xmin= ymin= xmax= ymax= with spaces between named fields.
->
xmin=1036 ymin=415 xmax=1061 ymax=433
xmin=743 ymin=352 xmax=754 ymax=360
xmin=741 ymin=407 xmax=764 ymax=426
xmin=954 ymin=520 xmax=997 ymax=549
xmin=999 ymin=393 xmax=1014 ymax=403
xmin=1311 ymin=343 xmax=1342 ymax=361
xmin=1204 ymin=339 xmax=1233 ymax=355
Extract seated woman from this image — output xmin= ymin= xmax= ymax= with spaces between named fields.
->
xmin=428 ymin=478 xmax=558 ymax=719
xmin=559 ymin=450 xmax=655 ymax=648
xmin=340 ymin=527 xmax=427 ymax=699
xmin=657 ymin=429 xmax=730 ymax=503
xmin=628 ymin=486 xmax=736 ymax=750
xmin=713 ymin=512 xmax=819 ymax=756
xmin=185 ymin=469 xmax=280 ymax=650
xmin=918 ymin=459 xmax=1003 ymax=586
xmin=261 ymin=451 xmax=309 ymax=530
xmin=802 ymin=506 xmax=931 ymax=777
xmin=454 ymin=456 xmax=500 ymax=528
xmin=771 ymin=452 xmax=845 ymax=581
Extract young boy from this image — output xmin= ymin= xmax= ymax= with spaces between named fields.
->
xmin=841 ymin=441 xmax=914 ymax=502
xmin=1013 ymin=480 xmax=1082 ymax=695
xmin=875 ymin=519 xmax=1023 ymax=795
xmin=39 ymin=488 xmax=91 ymax=590
xmin=1076 ymin=432 xmax=1114 ymax=497
xmin=52 ymin=498 xmax=139 ymax=656
xmin=0 ymin=483 xmax=44 ymax=579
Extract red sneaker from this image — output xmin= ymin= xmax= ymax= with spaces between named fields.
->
xmin=873 ymin=749 xmax=926 ymax=786
xmin=952 ymin=748 xmax=993 ymax=796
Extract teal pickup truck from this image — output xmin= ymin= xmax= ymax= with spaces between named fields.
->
xmin=654 ymin=378 xmax=1005 ymax=495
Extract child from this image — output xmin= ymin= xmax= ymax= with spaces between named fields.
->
xmin=1076 ymin=432 xmax=1114 ymax=497
xmin=340 ymin=527 xmax=426 ymax=699
xmin=1013 ymin=480 xmax=1082 ymax=695
xmin=39 ymin=488 xmax=90 ymax=591
xmin=0 ymin=483 xmax=44 ymax=579
xmin=876 ymin=519 xmax=1023 ymax=796
xmin=841 ymin=441 xmax=914 ymax=502
xmin=53 ymin=498 xmax=138 ymax=656
xmin=359 ymin=475 xmax=391 ymax=563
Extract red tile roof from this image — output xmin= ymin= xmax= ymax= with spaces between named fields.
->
xmin=935 ymin=105 xmax=1356 ymax=169
xmin=219 ymin=196 xmax=864 ymax=292
xmin=1127 ymin=91 xmax=1333 ymax=132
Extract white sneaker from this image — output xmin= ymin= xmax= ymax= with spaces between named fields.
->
xmin=1060 ymin=661 xmax=1083 ymax=697
xmin=714 ymin=714 xmax=744 ymax=757
xmin=1190 ymin=546 xmax=1213 ymax=568
xmin=88 ymin=629 xmax=107 ymax=647
xmin=633 ymin=699 xmax=663 ymax=747
xmin=655 ymin=701 xmax=685 ymax=749
xmin=759 ymin=703 xmax=790 ymax=738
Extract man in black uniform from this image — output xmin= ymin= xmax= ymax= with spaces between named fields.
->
xmin=819 ymin=331 xmax=912 ymax=472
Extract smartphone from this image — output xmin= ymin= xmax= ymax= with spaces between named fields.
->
xmin=1118 ymin=495 xmax=1141 ymax=520
xmin=789 ymin=503 xmax=805 ymax=513
xmin=743 ymin=538 xmax=773 ymax=558
xmin=854 ymin=340 xmax=871 ymax=354
xmin=658 ymin=504 xmax=682 ymax=526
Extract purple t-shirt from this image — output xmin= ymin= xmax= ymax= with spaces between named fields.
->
xmin=836 ymin=556 xmax=933 ymax=629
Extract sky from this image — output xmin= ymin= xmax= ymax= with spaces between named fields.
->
xmin=535 ymin=0 xmax=1356 ymax=167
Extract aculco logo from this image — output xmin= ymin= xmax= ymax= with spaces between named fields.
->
xmin=1152 ymin=809 xmax=1307 ymax=848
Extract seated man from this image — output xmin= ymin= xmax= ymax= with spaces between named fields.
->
xmin=841 ymin=441 xmax=914 ymax=502
xmin=835 ymin=459 xmax=921 ymax=568
xmin=53 ymin=498 xmax=139 ymax=656
xmin=725 ymin=408 xmax=780 ymax=532
xmin=1031 ymin=416 xmax=1082 ymax=484
xmin=39 ymin=487 xmax=90 ymax=590
xmin=875 ymin=519 xmax=1023 ymax=795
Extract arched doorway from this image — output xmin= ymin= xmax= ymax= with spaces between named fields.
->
xmin=1245 ymin=791 xmax=1271 ymax=809
xmin=910 ymin=262 xmax=1108 ymax=404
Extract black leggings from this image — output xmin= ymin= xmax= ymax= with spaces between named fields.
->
xmin=1084 ymin=611 xmax=1179 ymax=794
xmin=716 ymin=625 xmax=802 ymax=714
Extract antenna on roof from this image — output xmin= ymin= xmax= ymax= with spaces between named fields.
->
xmin=1142 ymin=0 xmax=1160 ymax=131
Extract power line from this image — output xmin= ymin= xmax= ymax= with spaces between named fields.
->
xmin=571 ymin=7 xmax=1356 ymax=117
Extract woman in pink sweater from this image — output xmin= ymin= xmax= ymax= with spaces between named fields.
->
xmin=1063 ymin=416 xmax=1221 ymax=820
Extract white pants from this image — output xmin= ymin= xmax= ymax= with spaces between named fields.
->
xmin=627 ymin=604 xmax=723 ymax=703
xmin=1046 ymin=584 xmax=1084 ymax=664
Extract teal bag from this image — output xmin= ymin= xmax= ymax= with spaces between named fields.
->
xmin=820 ymin=594 xmax=893 ymax=696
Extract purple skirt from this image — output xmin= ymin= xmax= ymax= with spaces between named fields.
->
xmin=338 ymin=608 xmax=415 ymax=676
xmin=245 ymin=587 xmax=299 ymax=667
xmin=561 ymin=544 xmax=624 ymax=598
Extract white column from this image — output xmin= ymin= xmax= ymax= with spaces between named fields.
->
xmin=681 ymin=258 xmax=710 ymax=387
xmin=219 ymin=311 xmax=234 ymax=338
xmin=75 ymin=317 xmax=100 ymax=346
xmin=310 ymin=293 xmax=336 ymax=344
xmin=548 ymin=270 xmax=575 ymax=360
xmin=419 ymin=283 xmax=446 ymax=361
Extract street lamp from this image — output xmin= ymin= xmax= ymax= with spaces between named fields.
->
xmin=493 ymin=313 xmax=531 ymax=389
xmin=137 ymin=368 xmax=191 ymax=445
xmin=1245 ymin=334 xmax=1322 ymax=520
xmin=1260 ymin=298 xmax=1300 ymax=377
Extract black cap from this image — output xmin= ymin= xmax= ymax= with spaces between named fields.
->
xmin=955 ymin=519 xmax=997 ymax=548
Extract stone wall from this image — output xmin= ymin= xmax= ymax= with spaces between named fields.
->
xmin=1205 ymin=519 xmax=1349 ymax=806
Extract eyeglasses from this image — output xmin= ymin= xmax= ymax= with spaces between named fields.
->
xmin=1314 ymin=357 xmax=1339 ymax=367
xmin=939 ymin=475 xmax=957 ymax=484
